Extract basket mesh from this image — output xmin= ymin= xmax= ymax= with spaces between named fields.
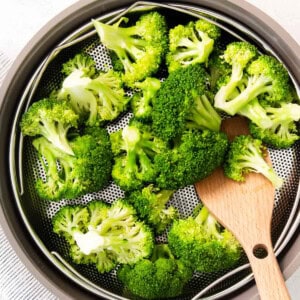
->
xmin=18 ymin=7 xmax=300 ymax=300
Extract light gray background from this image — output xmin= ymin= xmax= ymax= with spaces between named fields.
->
xmin=0 ymin=1 xmax=299 ymax=299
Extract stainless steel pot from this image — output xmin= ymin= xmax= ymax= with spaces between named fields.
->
xmin=0 ymin=1 xmax=299 ymax=299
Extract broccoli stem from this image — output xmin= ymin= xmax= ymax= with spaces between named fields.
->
xmin=217 ymin=74 xmax=272 ymax=115
xmin=151 ymin=243 xmax=173 ymax=261
xmin=156 ymin=190 xmax=174 ymax=207
xmin=194 ymin=206 xmax=223 ymax=240
xmin=224 ymin=63 xmax=244 ymax=95
xmin=238 ymin=98 xmax=273 ymax=129
xmin=236 ymin=143 xmax=283 ymax=188
xmin=186 ymin=94 xmax=221 ymax=131
xmin=137 ymin=151 xmax=153 ymax=172
xmin=92 ymin=19 xmax=147 ymax=72
xmin=267 ymin=103 xmax=300 ymax=124
xmin=41 ymin=121 xmax=74 ymax=155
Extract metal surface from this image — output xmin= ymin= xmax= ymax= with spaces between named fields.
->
xmin=2 ymin=1 xmax=300 ymax=300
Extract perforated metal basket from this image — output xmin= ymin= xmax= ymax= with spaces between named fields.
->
xmin=0 ymin=1 xmax=300 ymax=300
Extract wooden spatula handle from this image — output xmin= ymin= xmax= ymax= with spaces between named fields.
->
xmin=245 ymin=244 xmax=290 ymax=300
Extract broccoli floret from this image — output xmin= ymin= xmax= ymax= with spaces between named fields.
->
xmin=52 ymin=205 xmax=89 ymax=243
xmin=20 ymin=98 xmax=78 ymax=156
xmin=166 ymin=19 xmax=221 ymax=72
xmin=52 ymin=199 xmax=154 ymax=273
xmin=93 ymin=11 xmax=168 ymax=86
xmin=87 ymin=200 xmax=111 ymax=227
xmin=58 ymin=53 xmax=129 ymax=125
xmin=249 ymin=101 xmax=300 ymax=148
xmin=118 ymin=244 xmax=193 ymax=299
xmin=33 ymin=126 xmax=112 ymax=201
xmin=215 ymin=48 xmax=293 ymax=116
xmin=168 ymin=205 xmax=241 ymax=273
xmin=245 ymin=55 xmax=293 ymax=103
xmin=57 ymin=53 xmax=99 ymax=126
xmin=126 ymin=184 xmax=177 ymax=234
xmin=87 ymin=69 xmax=130 ymax=121
xmin=65 ymin=204 xmax=117 ymax=269
xmin=155 ymin=129 xmax=228 ymax=190
xmin=224 ymin=135 xmax=283 ymax=187
xmin=152 ymin=63 xmax=222 ymax=141
xmin=214 ymin=41 xmax=258 ymax=115
xmin=61 ymin=52 xmax=96 ymax=77
xmin=110 ymin=119 xmax=168 ymax=191
xmin=131 ymin=77 xmax=161 ymax=121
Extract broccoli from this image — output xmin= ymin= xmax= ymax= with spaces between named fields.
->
xmin=166 ymin=19 xmax=221 ymax=72
xmin=52 ymin=199 xmax=154 ymax=273
xmin=155 ymin=129 xmax=228 ymax=190
xmin=126 ymin=184 xmax=177 ymax=234
xmin=20 ymin=98 xmax=78 ymax=156
xmin=214 ymin=41 xmax=258 ymax=115
xmin=33 ymin=126 xmax=112 ymax=201
xmin=245 ymin=55 xmax=293 ymax=103
xmin=93 ymin=11 xmax=168 ymax=86
xmin=117 ymin=243 xmax=193 ymax=299
xmin=224 ymin=135 xmax=283 ymax=187
xmin=87 ymin=69 xmax=130 ymax=121
xmin=152 ymin=63 xmax=222 ymax=141
xmin=58 ymin=53 xmax=129 ymax=125
xmin=168 ymin=205 xmax=241 ymax=273
xmin=215 ymin=47 xmax=293 ymax=116
xmin=67 ymin=201 xmax=119 ymax=272
xmin=130 ymin=77 xmax=161 ymax=121
xmin=249 ymin=101 xmax=300 ymax=148
xmin=110 ymin=119 xmax=168 ymax=191
xmin=57 ymin=53 xmax=98 ymax=126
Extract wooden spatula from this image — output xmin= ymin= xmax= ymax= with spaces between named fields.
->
xmin=194 ymin=116 xmax=290 ymax=300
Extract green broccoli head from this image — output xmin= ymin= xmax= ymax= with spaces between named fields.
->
xmin=86 ymin=69 xmax=130 ymax=121
xmin=58 ymin=53 xmax=129 ymax=126
xmin=70 ymin=127 xmax=113 ymax=193
xmin=61 ymin=53 xmax=96 ymax=77
xmin=168 ymin=205 xmax=241 ymax=273
xmin=20 ymin=98 xmax=78 ymax=156
xmin=214 ymin=41 xmax=258 ymax=115
xmin=57 ymin=53 xmax=100 ymax=126
xmin=152 ymin=63 xmax=222 ymax=141
xmin=52 ymin=199 xmax=154 ymax=273
xmin=214 ymin=47 xmax=293 ymax=117
xmin=249 ymin=101 xmax=300 ymax=148
xmin=33 ymin=126 xmax=112 ymax=201
xmin=93 ymin=11 xmax=168 ymax=86
xmin=246 ymin=55 xmax=292 ymax=103
xmin=117 ymin=244 xmax=193 ymax=299
xmin=52 ymin=205 xmax=89 ymax=243
xmin=224 ymin=135 xmax=283 ymax=188
xmin=131 ymin=77 xmax=161 ymax=121
xmin=111 ymin=119 xmax=168 ymax=191
xmin=126 ymin=184 xmax=177 ymax=234
xmin=155 ymin=129 xmax=228 ymax=190
xmin=166 ymin=19 xmax=221 ymax=72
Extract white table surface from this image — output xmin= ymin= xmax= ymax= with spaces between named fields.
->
xmin=0 ymin=1 xmax=299 ymax=299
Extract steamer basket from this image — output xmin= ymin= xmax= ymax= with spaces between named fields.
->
xmin=0 ymin=1 xmax=299 ymax=299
